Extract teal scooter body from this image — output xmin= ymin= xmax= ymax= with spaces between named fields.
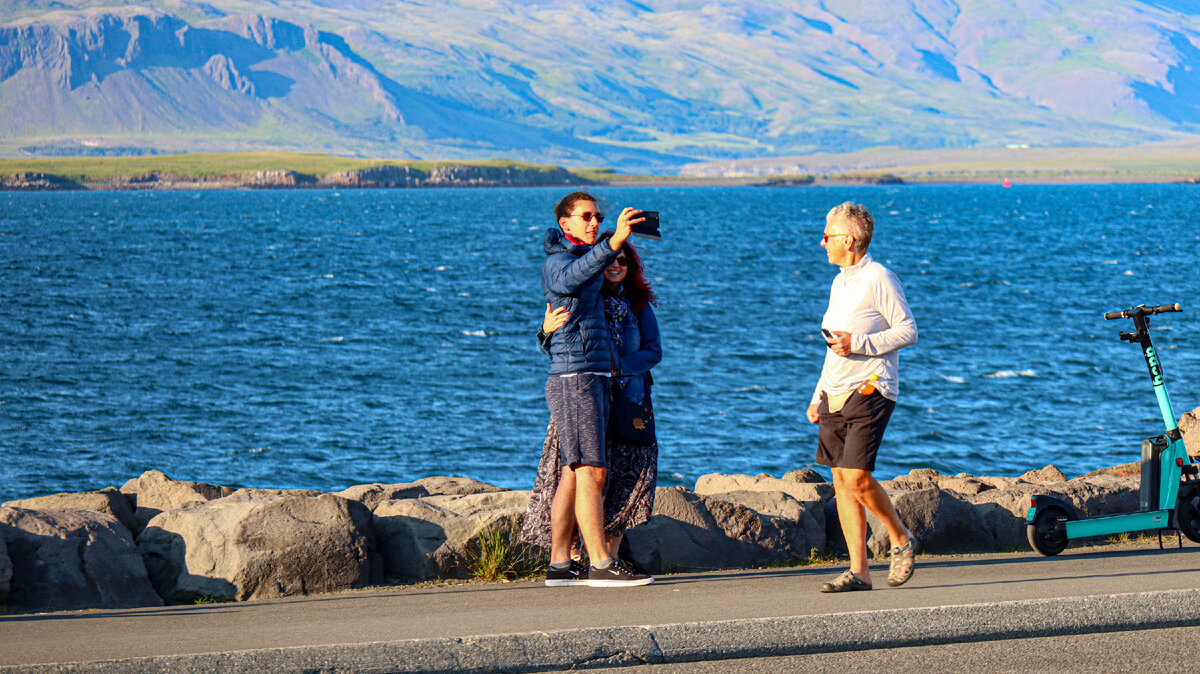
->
xmin=1026 ymin=303 xmax=1200 ymax=555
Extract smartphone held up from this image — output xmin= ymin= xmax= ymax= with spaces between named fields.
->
xmin=631 ymin=210 xmax=661 ymax=240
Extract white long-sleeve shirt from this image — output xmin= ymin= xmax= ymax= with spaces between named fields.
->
xmin=811 ymin=253 xmax=917 ymax=406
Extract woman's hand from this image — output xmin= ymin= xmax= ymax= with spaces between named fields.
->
xmin=806 ymin=404 xmax=819 ymax=424
xmin=828 ymin=330 xmax=853 ymax=357
xmin=609 ymin=207 xmax=643 ymax=251
xmin=542 ymin=303 xmax=569 ymax=334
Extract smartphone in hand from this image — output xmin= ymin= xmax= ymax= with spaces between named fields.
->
xmin=631 ymin=211 xmax=661 ymax=240
xmin=821 ymin=328 xmax=835 ymax=347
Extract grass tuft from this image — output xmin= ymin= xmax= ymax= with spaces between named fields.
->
xmin=463 ymin=518 xmax=548 ymax=582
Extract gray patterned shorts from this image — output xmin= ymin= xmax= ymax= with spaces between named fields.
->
xmin=545 ymin=374 xmax=611 ymax=468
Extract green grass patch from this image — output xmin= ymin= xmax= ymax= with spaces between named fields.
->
xmin=463 ymin=519 xmax=548 ymax=582
xmin=189 ymin=595 xmax=233 ymax=605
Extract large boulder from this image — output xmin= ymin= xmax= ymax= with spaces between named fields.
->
xmin=0 ymin=507 xmax=163 ymax=611
xmin=702 ymin=489 xmax=826 ymax=554
xmin=958 ymin=473 xmax=1140 ymax=549
xmin=121 ymin=470 xmax=234 ymax=532
xmin=373 ymin=491 xmax=531 ymax=581
xmin=138 ymin=491 xmax=376 ymax=603
xmin=411 ymin=476 xmax=508 ymax=496
xmin=0 ymin=533 xmax=10 ymax=605
xmin=4 ymin=487 xmax=137 ymax=535
xmin=1180 ymin=405 xmax=1200 ymax=457
xmin=848 ymin=486 xmax=996 ymax=557
xmin=623 ymin=487 xmax=824 ymax=573
xmin=334 ymin=483 xmax=430 ymax=512
xmin=694 ymin=473 xmax=834 ymax=504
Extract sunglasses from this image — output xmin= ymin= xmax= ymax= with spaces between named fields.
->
xmin=821 ymin=233 xmax=849 ymax=243
xmin=573 ymin=211 xmax=605 ymax=223
xmin=613 ymin=257 xmax=628 ymax=266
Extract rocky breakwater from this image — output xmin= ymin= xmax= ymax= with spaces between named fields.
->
xmin=1 ymin=453 xmax=1189 ymax=613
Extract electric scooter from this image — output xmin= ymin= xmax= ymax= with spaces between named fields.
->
xmin=1026 ymin=302 xmax=1200 ymax=555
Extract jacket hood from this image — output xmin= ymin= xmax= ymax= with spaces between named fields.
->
xmin=544 ymin=228 xmax=589 ymax=256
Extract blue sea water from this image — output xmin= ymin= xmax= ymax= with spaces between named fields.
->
xmin=1 ymin=184 xmax=1198 ymax=503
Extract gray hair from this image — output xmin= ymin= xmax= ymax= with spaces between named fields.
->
xmin=827 ymin=201 xmax=874 ymax=253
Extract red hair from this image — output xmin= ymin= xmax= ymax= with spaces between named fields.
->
xmin=601 ymin=231 xmax=656 ymax=312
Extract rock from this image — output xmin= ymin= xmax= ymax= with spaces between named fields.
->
xmin=4 ymin=487 xmax=138 ymax=535
xmin=229 ymin=487 xmax=328 ymax=498
xmin=960 ymin=473 xmax=1140 ymax=549
xmin=702 ymin=490 xmax=825 ymax=554
xmin=0 ymin=507 xmax=163 ymax=611
xmin=781 ymin=468 xmax=824 ymax=483
xmin=334 ymin=483 xmax=430 ymax=512
xmin=694 ymin=473 xmax=834 ymax=503
xmin=623 ymin=487 xmax=824 ymax=573
xmin=373 ymin=491 xmax=531 ymax=581
xmin=1180 ymin=405 xmax=1200 ymax=457
xmin=410 ymin=476 xmax=508 ymax=497
xmin=840 ymin=486 xmax=995 ymax=557
xmin=137 ymin=492 xmax=375 ymax=603
xmin=121 ymin=470 xmax=234 ymax=532
xmin=0 ymin=533 xmax=10 ymax=605
xmin=1019 ymin=465 xmax=1068 ymax=484
xmin=1076 ymin=462 xmax=1141 ymax=479
xmin=935 ymin=478 xmax=990 ymax=496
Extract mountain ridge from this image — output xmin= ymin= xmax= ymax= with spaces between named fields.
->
xmin=3 ymin=1 xmax=1200 ymax=169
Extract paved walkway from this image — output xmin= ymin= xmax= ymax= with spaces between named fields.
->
xmin=2 ymin=542 xmax=1199 ymax=672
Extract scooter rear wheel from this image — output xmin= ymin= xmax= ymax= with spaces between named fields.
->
xmin=1176 ymin=485 xmax=1200 ymax=544
xmin=1027 ymin=505 xmax=1071 ymax=556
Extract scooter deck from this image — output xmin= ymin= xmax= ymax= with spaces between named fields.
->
xmin=1064 ymin=510 xmax=1170 ymax=539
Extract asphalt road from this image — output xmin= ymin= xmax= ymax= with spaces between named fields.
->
xmin=579 ymin=625 xmax=1200 ymax=673
xmin=2 ymin=541 xmax=1198 ymax=672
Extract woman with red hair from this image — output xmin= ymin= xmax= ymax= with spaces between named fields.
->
xmin=522 ymin=233 xmax=662 ymax=572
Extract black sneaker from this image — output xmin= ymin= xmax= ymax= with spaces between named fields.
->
xmin=587 ymin=559 xmax=654 ymax=587
xmin=545 ymin=560 xmax=588 ymax=587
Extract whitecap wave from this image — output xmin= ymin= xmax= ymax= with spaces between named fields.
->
xmin=462 ymin=330 xmax=489 ymax=337
xmin=319 ymin=336 xmax=345 ymax=343
xmin=735 ymin=385 xmax=766 ymax=392
xmin=940 ymin=375 xmax=967 ymax=384
xmin=983 ymin=369 xmax=1036 ymax=378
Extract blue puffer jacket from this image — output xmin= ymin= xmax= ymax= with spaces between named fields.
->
xmin=611 ymin=302 xmax=662 ymax=406
xmin=541 ymin=228 xmax=620 ymax=375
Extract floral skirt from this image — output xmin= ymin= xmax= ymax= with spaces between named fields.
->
xmin=519 ymin=417 xmax=658 ymax=549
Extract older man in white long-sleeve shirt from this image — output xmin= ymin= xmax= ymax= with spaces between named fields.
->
xmin=806 ymin=201 xmax=918 ymax=593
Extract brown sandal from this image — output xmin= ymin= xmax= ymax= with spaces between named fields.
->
xmin=819 ymin=570 xmax=872 ymax=593
xmin=888 ymin=537 xmax=918 ymax=587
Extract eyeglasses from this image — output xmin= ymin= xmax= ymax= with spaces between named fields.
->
xmin=572 ymin=211 xmax=605 ymax=223
xmin=613 ymin=257 xmax=628 ymax=266
xmin=821 ymin=233 xmax=849 ymax=243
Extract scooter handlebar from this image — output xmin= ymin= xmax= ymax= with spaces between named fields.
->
xmin=1104 ymin=303 xmax=1182 ymax=320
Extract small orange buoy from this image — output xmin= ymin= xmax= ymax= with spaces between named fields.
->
xmin=1002 ymin=178 xmax=1012 ymax=188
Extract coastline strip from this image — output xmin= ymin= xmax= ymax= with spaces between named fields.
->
xmin=5 ymin=587 xmax=1199 ymax=673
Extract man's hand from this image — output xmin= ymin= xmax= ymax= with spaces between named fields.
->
xmin=806 ymin=404 xmax=819 ymax=423
xmin=609 ymin=207 xmax=643 ymax=251
xmin=542 ymin=303 xmax=569 ymax=334
xmin=828 ymin=330 xmax=853 ymax=357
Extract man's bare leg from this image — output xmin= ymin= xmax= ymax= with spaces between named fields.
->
xmin=833 ymin=467 xmax=912 ymax=583
xmin=549 ymin=465 xmax=578 ymax=565
xmin=573 ymin=464 xmax=609 ymax=564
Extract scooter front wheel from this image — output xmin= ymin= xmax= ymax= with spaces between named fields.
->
xmin=1176 ymin=485 xmax=1200 ymax=544
xmin=1027 ymin=506 xmax=1071 ymax=556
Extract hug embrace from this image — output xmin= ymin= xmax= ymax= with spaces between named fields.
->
xmin=523 ymin=193 xmax=918 ymax=593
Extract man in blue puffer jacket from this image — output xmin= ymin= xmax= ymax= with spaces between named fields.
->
xmin=540 ymin=191 xmax=652 ymax=588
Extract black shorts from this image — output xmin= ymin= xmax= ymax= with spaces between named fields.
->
xmin=815 ymin=391 xmax=896 ymax=472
